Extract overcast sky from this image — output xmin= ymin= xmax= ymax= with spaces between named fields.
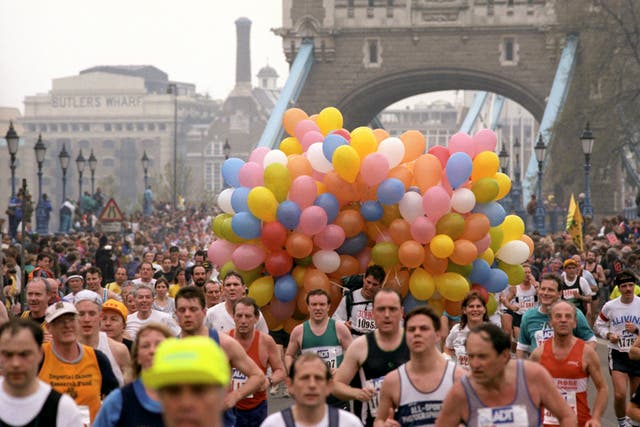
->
xmin=0 ymin=0 xmax=288 ymax=112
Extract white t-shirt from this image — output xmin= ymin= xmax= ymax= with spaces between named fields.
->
xmin=205 ymin=302 xmax=269 ymax=334
xmin=125 ymin=309 xmax=181 ymax=340
xmin=260 ymin=405 xmax=362 ymax=427
xmin=131 ymin=278 xmax=156 ymax=287
xmin=0 ymin=379 xmax=84 ymax=427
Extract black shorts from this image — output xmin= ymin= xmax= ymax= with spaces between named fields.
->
xmin=609 ymin=348 xmax=640 ymax=376
xmin=512 ymin=312 xmax=523 ymax=328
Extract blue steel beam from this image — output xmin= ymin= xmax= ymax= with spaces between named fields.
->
xmin=489 ymin=95 xmax=505 ymax=131
xmin=257 ymin=39 xmax=315 ymax=148
xmin=459 ymin=91 xmax=488 ymax=134
xmin=523 ymin=34 xmax=579 ymax=200
xmin=370 ymin=115 xmax=385 ymax=130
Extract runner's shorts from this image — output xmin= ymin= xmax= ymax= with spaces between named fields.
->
xmin=609 ymin=348 xmax=640 ymax=376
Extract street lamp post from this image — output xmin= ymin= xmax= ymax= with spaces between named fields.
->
xmin=534 ymin=135 xmax=547 ymax=235
xmin=76 ymin=150 xmax=86 ymax=214
xmin=34 ymin=134 xmax=49 ymax=235
xmin=88 ymin=149 xmax=97 ymax=195
xmin=58 ymin=144 xmax=70 ymax=233
xmin=580 ymin=122 xmax=595 ymax=221
xmin=141 ymin=150 xmax=150 ymax=189
xmin=5 ymin=122 xmax=20 ymax=239
xmin=511 ymin=138 xmax=526 ymax=220
xmin=222 ymin=139 xmax=231 ymax=190
xmin=168 ymin=84 xmax=178 ymax=209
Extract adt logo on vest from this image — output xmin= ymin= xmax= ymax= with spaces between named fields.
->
xmin=491 ymin=407 xmax=515 ymax=423
xmin=317 ymin=349 xmax=330 ymax=359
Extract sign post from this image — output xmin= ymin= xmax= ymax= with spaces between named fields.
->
xmin=98 ymin=198 xmax=124 ymax=233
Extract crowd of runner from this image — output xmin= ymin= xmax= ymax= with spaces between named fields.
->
xmin=0 ymin=205 xmax=639 ymax=426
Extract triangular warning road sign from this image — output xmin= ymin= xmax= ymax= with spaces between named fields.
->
xmin=98 ymin=198 xmax=125 ymax=222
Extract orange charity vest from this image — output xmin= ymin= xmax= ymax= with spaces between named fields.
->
xmin=39 ymin=342 xmax=103 ymax=423
xmin=229 ymin=329 xmax=267 ymax=410
xmin=540 ymin=338 xmax=590 ymax=427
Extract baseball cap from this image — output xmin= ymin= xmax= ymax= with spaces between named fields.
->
xmin=45 ymin=301 xmax=78 ymax=323
xmin=102 ymin=299 xmax=128 ymax=322
xmin=141 ymin=336 xmax=230 ymax=390
xmin=74 ymin=290 xmax=103 ymax=306
xmin=563 ymin=259 xmax=578 ymax=268
xmin=65 ymin=274 xmax=84 ymax=284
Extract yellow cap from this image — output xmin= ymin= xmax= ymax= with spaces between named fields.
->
xmin=141 ymin=336 xmax=230 ymax=389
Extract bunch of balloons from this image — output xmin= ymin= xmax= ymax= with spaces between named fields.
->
xmin=208 ymin=106 xmax=533 ymax=331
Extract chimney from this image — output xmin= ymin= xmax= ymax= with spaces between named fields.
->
xmin=235 ymin=17 xmax=252 ymax=85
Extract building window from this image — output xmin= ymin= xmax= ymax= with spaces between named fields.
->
xmin=104 ymin=124 xmax=112 ymax=132
xmin=136 ymin=123 xmax=144 ymax=131
xmin=28 ymin=124 xmax=36 ymax=132
xmin=126 ymin=123 xmax=134 ymax=131
xmin=148 ymin=123 xmax=156 ymax=131
xmin=347 ymin=0 xmax=354 ymax=17
xmin=159 ymin=123 xmax=166 ymax=131
xmin=103 ymin=158 xmax=115 ymax=167
xmin=83 ymin=124 xmax=90 ymax=132
xmin=115 ymin=123 xmax=122 ymax=131
xmin=102 ymin=140 xmax=115 ymax=149
xmin=50 ymin=124 xmax=58 ymax=132
xmin=61 ymin=124 xmax=68 ymax=132
xmin=79 ymin=140 xmax=90 ymax=150
xmin=72 ymin=124 xmax=79 ymax=132
xmin=487 ymin=0 xmax=494 ymax=16
xmin=205 ymin=161 xmax=213 ymax=191
xmin=500 ymin=37 xmax=519 ymax=65
xmin=590 ymin=78 xmax=603 ymax=100
xmin=363 ymin=38 xmax=382 ymax=68
xmin=214 ymin=162 xmax=222 ymax=192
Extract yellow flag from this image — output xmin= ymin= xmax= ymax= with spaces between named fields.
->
xmin=566 ymin=194 xmax=584 ymax=251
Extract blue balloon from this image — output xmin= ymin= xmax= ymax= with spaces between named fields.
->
xmin=276 ymin=200 xmax=301 ymax=230
xmin=403 ymin=293 xmax=428 ymax=315
xmin=472 ymin=202 xmax=506 ymax=227
xmin=483 ymin=268 xmax=509 ymax=293
xmin=377 ymin=178 xmax=405 ymax=205
xmin=468 ymin=259 xmax=491 ymax=284
xmin=231 ymin=212 xmax=261 ymax=239
xmin=360 ymin=200 xmax=384 ymax=221
xmin=336 ymin=232 xmax=368 ymax=255
xmin=274 ymin=274 xmax=298 ymax=302
xmin=322 ymin=134 xmax=348 ymax=162
xmin=314 ymin=193 xmax=339 ymax=224
xmin=231 ymin=187 xmax=250 ymax=213
xmin=221 ymin=157 xmax=245 ymax=188
xmin=445 ymin=152 xmax=473 ymax=189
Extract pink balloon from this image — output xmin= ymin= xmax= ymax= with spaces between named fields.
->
xmin=448 ymin=132 xmax=475 ymax=157
xmin=410 ymin=216 xmax=436 ymax=244
xmin=238 ymin=162 xmax=264 ymax=188
xmin=298 ymin=206 xmax=328 ymax=236
xmin=360 ymin=153 xmax=390 ymax=187
xmin=301 ymin=130 xmax=324 ymax=152
xmin=232 ymin=244 xmax=266 ymax=271
xmin=271 ymin=298 xmax=297 ymax=321
xmin=289 ymin=176 xmax=317 ymax=209
xmin=313 ymin=224 xmax=346 ymax=250
xmin=356 ymin=247 xmax=372 ymax=274
xmin=422 ymin=186 xmax=451 ymax=221
xmin=311 ymin=169 xmax=326 ymax=182
xmin=294 ymin=119 xmax=321 ymax=142
xmin=331 ymin=128 xmax=351 ymax=141
xmin=428 ymin=145 xmax=450 ymax=169
xmin=249 ymin=147 xmax=270 ymax=165
xmin=473 ymin=129 xmax=498 ymax=153
xmin=474 ymin=233 xmax=491 ymax=254
xmin=207 ymin=239 xmax=238 ymax=267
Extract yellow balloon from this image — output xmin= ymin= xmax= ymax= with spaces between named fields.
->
xmin=409 ymin=268 xmax=436 ymax=300
xmin=501 ymin=215 xmax=525 ymax=242
xmin=317 ymin=107 xmax=343 ymax=135
xmin=332 ymin=145 xmax=361 ymax=183
xmin=429 ymin=234 xmax=455 ymax=259
xmin=435 ymin=272 xmax=470 ymax=302
xmin=494 ymin=172 xmax=512 ymax=200
xmin=279 ymin=136 xmax=302 ymax=156
xmin=247 ymin=186 xmax=278 ymax=222
xmin=350 ymin=126 xmax=378 ymax=159
xmin=479 ymin=248 xmax=494 ymax=265
xmin=471 ymin=151 xmax=499 ymax=181
xmin=471 ymin=178 xmax=500 ymax=203
xmin=264 ymin=163 xmax=291 ymax=202
xmin=248 ymin=276 xmax=275 ymax=307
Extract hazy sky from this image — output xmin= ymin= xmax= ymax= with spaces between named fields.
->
xmin=0 ymin=0 xmax=289 ymax=111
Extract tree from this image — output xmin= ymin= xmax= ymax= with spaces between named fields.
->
xmin=153 ymin=154 xmax=192 ymax=204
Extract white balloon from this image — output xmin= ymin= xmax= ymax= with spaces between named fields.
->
xmin=495 ymin=240 xmax=530 ymax=265
xmin=451 ymin=188 xmax=476 ymax=213
xmin=312 ymin=250 xmax=341 ymax=273
xmin=307 ymin=143 xmax=334 ymax=173
xmin=377 ymin=137 xmax=405 ymax=168
xmin=263 ymin=149 xmax=288 ymax=167
xmin=399 ymin=191 xmax=424 ymax=222
xmin=217 ymin=188 xmax=235 ymax=214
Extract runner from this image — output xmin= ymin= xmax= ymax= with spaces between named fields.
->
xmin=332 ymin=265 xmax=385 ymax=336
xmin=530 ymin=300 xmax=608 ymax=427
xmin=444 ymin=292 xmax=489 ymax=369
xmin=500 ymin=264 xmax=538 ymax=347
xmin=375 ymin=306 xmax=465 ymax=427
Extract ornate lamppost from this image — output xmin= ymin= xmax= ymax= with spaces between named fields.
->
xmin=580 ymin=122 xmax=595 ymax=221
xmin=534 ymin=135 xmax=547 ymax=235
xmin=5 ymin=122 xmax=20 ymax=239
xmin=141 ymin=150 xmax=150 ymax=189
xmin=58 ymin=144 xmax=70 ymax=233
xmin=34 ymin=134 xmax=49 ymax=235
xmin=76 ymin=150 xmax=86 ymax=214
xmin=88 ymin=149 xmax=97 ymax=195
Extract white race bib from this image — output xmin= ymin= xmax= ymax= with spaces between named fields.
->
xmin=543 ymin=391 xmax=577 ymax=425
xmin=477 ymin=404 xmax=529 ymax=427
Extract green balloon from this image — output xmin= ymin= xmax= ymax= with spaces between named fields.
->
xmin=472 ymin=178 xmax=500 ymax=203
xmin=489 ymin=226 xmax=503 ymax=253
xmin=498 ymin=261 xmax=525 ymax=285
xmin=436 ymin=213 xmax=465 ymax=240
xmin=446 ymin=261 xmax=473 ymax=277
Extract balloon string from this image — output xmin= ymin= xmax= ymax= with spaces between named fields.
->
xmin=329 ymin=279 xmax=347 ymax=291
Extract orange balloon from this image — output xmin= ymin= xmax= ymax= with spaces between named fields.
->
xmin=389 ymin=219 xmax=412 ymax=245
xmin=330 ymin=255 xmax=360 ymax=279
xmin=414 ymin=154 xmax=443 ymax=193
xmin=283 ymin=317 xmax=304 ymax=334
xmin=296 ymin=291 xmax=310 ymax=316
xmin=286 ymin=232 xmax=314 ymax=258
xmin=422 ymin=247 xmax=448 ymax=275
xmin=303 ymin=268 xmax=331 ymax=293
xmin=521 ymin=234 xmax=534 ymax=257
xmin=373 ymin=128 xmax=390 ymax=143
xmin=365 ymin=221 xmax=387 ymax=242
xmin=261 ymin=305 xmax=283 ymax=330
xmin=283 ymin=108 xmax=309 ymax=136
xmin=428 ymin=298 xmax=444 ymax=316
xmin=335 ymin=209 xmax=365 ymax=238
xmin=444 ymin=299 xmax=463 ymax=316
xmin=449 ymin=239 xmax=478 ymax=265
xmin=460 ymin=213 xmax=491 ymax=241
xmin=380 ymin=204 xmax=401 ymax=227
xmin=309 ymin=114 xmax=319 ymax=123
xmin=287 ymin=154 xmax=313 ymax=180
xmin=328 ymin=281 xmax=343 ymax=315
xmin=386 ymin=267 xmax=410 ymax=297
xmin=400 ymin=130 xmax=426 ymax=163
xmin=398 ymin=240 xmax=426 ymax=268
xmin=324 ymin=171 xmax=356 ymax=206
xmin=387 ymin=165 xmax=413 ymax=189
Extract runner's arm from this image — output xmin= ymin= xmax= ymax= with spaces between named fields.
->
xmin=284 ymin=324 xmax=303 ymax=374
xmin=434 ymin=382 xmax=467 ymax=427
xmin=264 ymin=334 xmax=286 ymax=388
xmin=332 ymin=336 xmax=374 ymax=402
xmin=219 ymin=332 xmax=265 ymax=408
xmin=584 ymin=345 xmax=608 ymax=424
xmin=335 ymin=320 xmax=353 ymax=350
xmin=373 ymin=370 xmax=400 ymax=427
xmin=630 ymin=336 xmax=640 ymax=360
